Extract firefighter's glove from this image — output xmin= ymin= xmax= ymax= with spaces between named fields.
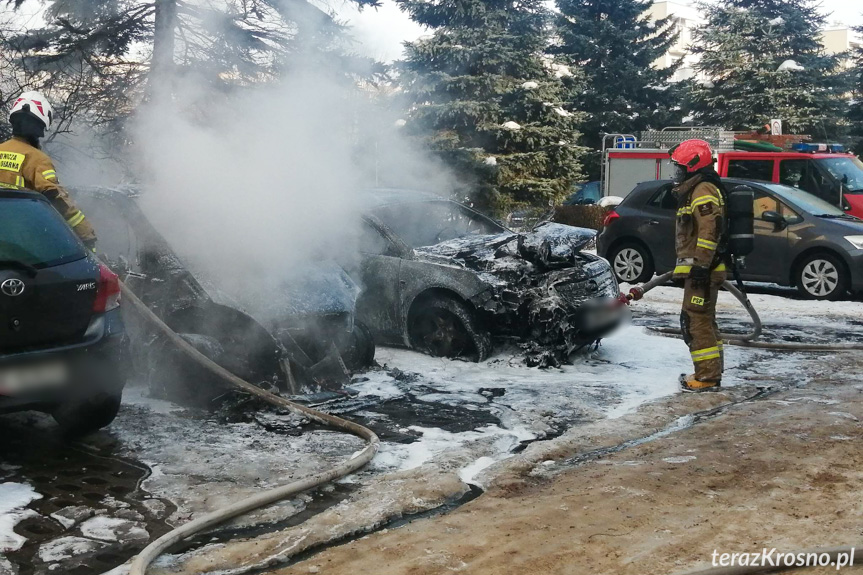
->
xmin=689 ymin=265 xmax=710 ymax=290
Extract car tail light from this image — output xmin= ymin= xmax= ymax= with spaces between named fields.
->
xmin=602 ymin=210 xmax=620 ymax=227
xmin=93 ymin=263 xmax=121 ymax=313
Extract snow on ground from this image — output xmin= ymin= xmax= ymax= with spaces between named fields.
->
xmin=0 ymin=481 xmax=41 ymax=552
xmin=109 ymin=281 xmax=851 ymax=527
xmin=105 ymin=283 xmax=851 ymax=574
xmin=37 ymin=536 xmax=109 ymax=563
xmin=625 ymin=282 xmax=863 ymax=327
xmin=348 ymin=293 xmax=829 ymax=488
xmin=111 ymin=394 xmax=365 ymax=522
xmin=79 ymin=516 xmax=149 ymax=543
xmin=4 ymin=278 xmax=854 ymax=575
xmin=371 ymin=423 xmax=535 ymax=475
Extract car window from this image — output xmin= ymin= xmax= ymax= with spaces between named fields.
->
xmin=780 ymin=159 xmax=836 ymax=204
xmin=817 ymin=157 xmax=863 ymax=193
xmin=761 ymin=183 xmax=846 ymax=217
xmin=779 ymin=159 xmax=807 ymax=189
xmin=372 ymin=201 xmax=506 ymax=248
xmin=727 ymin=159 xmax=774 ymax=181
xmin=0 ymin=197 xmax=85 ymax=268
xmin=359 ymin=221 xmax=398 ymax=256
xmin=579 ymin=181 xmax=601 ymax=204
xmin=648 ymin=185 xmax=677 ymax=210
xmin=753 ymin=190 xmax=801 ymax=223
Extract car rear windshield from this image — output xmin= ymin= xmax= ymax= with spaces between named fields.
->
xmin=0 ymin=197 xmax=86 ymax=268
xmin=815 ymin=157 xmax=863 ymax=193
xmin=761 ymin=183 xmax=847 ymax=217
xmin=372 ymin=200 xmax=507 ymax=248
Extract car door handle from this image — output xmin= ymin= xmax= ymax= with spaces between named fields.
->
xmin=647 ymin=219 xmax=660 ymax=225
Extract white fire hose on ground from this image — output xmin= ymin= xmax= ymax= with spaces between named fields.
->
xmin=120 ymin=282 xmax=379 ymax=575
xmin=121 ymin=265 xmax=862 ymax=575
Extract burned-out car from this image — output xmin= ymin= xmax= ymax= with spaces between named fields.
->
xmin=70 ymin=187 xmax=374 ymax=401
xmin=353 ymin=190 xmax=624 ymax=367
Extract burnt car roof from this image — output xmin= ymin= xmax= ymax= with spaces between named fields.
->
xmin=359 ymin=188 xmax=450 ymax=209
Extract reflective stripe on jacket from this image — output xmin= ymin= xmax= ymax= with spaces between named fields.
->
xmin=673 ymin=175 xmax=726 ymax=278
xmin=0 ymin=137 xmax=96 ymax=243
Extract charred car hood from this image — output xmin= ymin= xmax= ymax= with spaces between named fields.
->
xmin=415 ymin=222 xmax=593 ymax=261
xmin=522 ymin=222 xmax=596 ymax=258
xmin=413 ymin=222 xmax=598 ymax=281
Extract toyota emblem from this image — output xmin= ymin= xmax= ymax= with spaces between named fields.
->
xmin=1 ymin=278 xmax=25 ymax=297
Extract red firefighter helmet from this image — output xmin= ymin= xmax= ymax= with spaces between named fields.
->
xmin=669 ymin=139 xmax=714 ymax=172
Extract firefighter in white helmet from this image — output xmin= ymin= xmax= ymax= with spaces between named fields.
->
xmin=0 ymin=91 xmax=96 ymax=247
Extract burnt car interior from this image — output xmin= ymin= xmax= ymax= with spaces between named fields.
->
xmin=371 ymin=201 xmax=506 ymax=248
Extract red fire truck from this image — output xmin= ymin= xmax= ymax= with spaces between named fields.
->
xmin=601 ymin=128 xmax=863 ymax=218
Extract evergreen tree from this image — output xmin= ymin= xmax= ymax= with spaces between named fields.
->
xmin=688 ymin=0 xmax=848 ymax=137
xmin=552 ymin=0 xmax=681 ymax=178
xmin=396 ymin=0 xmax=585 ymax=213
xmin=849 ymin=25 xmax=863 ymax=153
xmin=0 ymin=0 xmax=378 ymax=140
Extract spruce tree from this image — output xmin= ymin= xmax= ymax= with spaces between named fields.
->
xmin=0 ymin=0 xmax=378 ymax=140
xmin=688 ymin=0 xmax=848 ymax=137
xmin=396 ymin=0 xmax=585 ymax=213
xmin=849 ymin=26 xmax=863 ymax=153
xmin=552 ymin=0 xmax=681 ymax=178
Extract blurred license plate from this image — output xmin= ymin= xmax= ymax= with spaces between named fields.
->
xmin=582 ymin=299 xmax=625 ymax=331
xmin=0 ymin=361 xmax=68 ymax=394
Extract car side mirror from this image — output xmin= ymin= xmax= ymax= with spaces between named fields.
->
xmin=761 ymin=210 xmax=787 ymax=230
xmin=761 ymin=210 xmax=782 ymax=223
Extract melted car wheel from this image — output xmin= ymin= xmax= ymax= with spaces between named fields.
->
xmin=409 ymin=297 xmax=492 ymax=362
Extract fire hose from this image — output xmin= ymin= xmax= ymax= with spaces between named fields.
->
xmin=120 ymin=264 xmax=860 ymax=575
xmin=625 ymin=271 xmax=863 ymax=351
xmin=119 ymin=282 xmax=380 ymax=575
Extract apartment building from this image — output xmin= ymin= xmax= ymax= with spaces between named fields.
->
xmin=648 ymin=1 xmax=704 ymax=82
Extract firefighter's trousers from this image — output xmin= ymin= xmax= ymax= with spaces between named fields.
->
xmin=680 ymin=271 xmax=727 ymax=383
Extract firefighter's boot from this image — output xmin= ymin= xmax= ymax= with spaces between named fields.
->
xmin=679 ymin=373 xmax=721 ymax=393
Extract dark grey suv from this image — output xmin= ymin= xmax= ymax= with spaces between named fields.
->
xmin=597 ymin=179 xmax=863 ymax=300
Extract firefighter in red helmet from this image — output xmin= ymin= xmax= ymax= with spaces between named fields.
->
xmin=669 ymin=139 xmax=727 ymax=392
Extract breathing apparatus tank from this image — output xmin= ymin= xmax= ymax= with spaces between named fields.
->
xmin=726 ymin=185 xmax=755 ymax=258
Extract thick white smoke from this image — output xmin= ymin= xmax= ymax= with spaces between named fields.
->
xmin=121 ymin=66 xmax=456 ymax=312
xmin=133 ymin=74 xmax=362 ymax=281
xmin=42 ymin=6 xmax=458 ymax=318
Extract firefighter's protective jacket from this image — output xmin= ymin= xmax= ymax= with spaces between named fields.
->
xmin=0 ymin=136 xmax=96 ymax=243
xmin=673 ymin=174 xmax=726 ymax=279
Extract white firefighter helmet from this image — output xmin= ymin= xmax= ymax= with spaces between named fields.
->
xmin=9 ymin=91 xmax=53 ymax=129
